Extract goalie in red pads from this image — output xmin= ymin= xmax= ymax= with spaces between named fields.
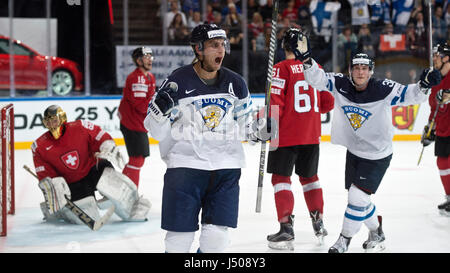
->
xmin=32 ymin=105 xmax=151 ymax=225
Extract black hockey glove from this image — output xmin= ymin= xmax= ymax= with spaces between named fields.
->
xmin=419 ymin=68 xmax=441 ymax=90
xmin=436 ymin=89 xmax=450 ymax=104
xmin=250 ymin=117 xmax=278 ymax=142
xmin=291 ymin=31 xmax=311 ymax=62
xmin=420 ymin=124 xmax=435 ymax=147
xmin=154 ymin=83 xmax=179 ymax=115
xmin=147 ymin=82 xmax=178 ymax=122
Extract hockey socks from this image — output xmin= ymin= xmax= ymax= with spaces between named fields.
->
xmin=122 ymin=156 xmax=145 ymax=187
xmin=271 ymin=174 xmax=294 ymax=223
xmin=342 ymin=184 xmax=379 ymax=238
xmin=437 ymin=156 xmax=450 ymax=195
xmin=299 ymin=175 xmax=324 ymax=215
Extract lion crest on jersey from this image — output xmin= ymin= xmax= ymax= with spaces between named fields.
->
xmin=342 ymin=105 xmax=372 ymax=131
xmin=192 ymin=97 xmax=232 ymax=130
xmin=61 ymin=151 xmax=80 ymax=170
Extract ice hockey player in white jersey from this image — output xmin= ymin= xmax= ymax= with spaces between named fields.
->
xmin=287 ymin=30 xmax=441 ymax=253
xmin=144 ymin=23 xmax=277 ymax=253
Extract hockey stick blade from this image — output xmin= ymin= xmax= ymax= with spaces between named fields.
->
xmin=94 ymin=204 xmax=115 ymax=231
xmin=23 ymin=164 xmax=113 ymax=231
xmin=417 ymin=108 xmax=437 ymax=166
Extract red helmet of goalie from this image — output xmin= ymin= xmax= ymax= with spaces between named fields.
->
xmin=43 ymin=105 xmax=67 ymax=140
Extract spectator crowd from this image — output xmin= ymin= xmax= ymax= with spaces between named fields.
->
xmin=160 ymin=0 xmax=450 ymax=89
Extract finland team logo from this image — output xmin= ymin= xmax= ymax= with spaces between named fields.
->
xmin=342 ymin=105 xmax=372 ymax=131
xmin=192 ymin=98 xmax=232 ymax=130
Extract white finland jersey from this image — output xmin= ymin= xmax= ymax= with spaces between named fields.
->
xmin=144 ymin=64 xmax=254 ymax=170
xmin=304 ymin=59 xmax=428 ymax=160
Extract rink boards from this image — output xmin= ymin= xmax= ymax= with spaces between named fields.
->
xmin=1 ymin=95 xmax=430 ymax=150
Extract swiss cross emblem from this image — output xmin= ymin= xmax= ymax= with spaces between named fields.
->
xmin=61 ymin=151 xmax=80 ymax=170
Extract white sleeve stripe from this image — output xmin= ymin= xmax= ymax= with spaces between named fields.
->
xmin=95 ymin=130 xmax=106 ymax=141
xmin=273 ymin=183 xmax=292 ymax=193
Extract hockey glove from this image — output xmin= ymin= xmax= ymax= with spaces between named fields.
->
xmin=39 ymin=177 xmax=71 ymax=214
xmin=147 ymin=82 xmax=179 ymax=122
xmin=419 ymin=68 xmax=441 ymax=91
xmin=290 ymin=31 xmax=311 ymax=62
xmin=96 ymin=140 xmax=125 ymax=169
xmin=420 ymin=124 xmax=435 ymax=147
xmin=250 ymin=117 xmax=278 ymax=142
xmin=436 ymin=89 xmax=450 ymax=104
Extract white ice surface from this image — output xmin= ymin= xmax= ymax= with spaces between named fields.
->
xmin=1 ymin=141 xmax=449 ymax=253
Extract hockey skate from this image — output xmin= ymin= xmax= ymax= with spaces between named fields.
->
xmin=363 ymin=216 xmax=386 ymax=253
xmin=437 ymin=196 xmax=450 ymax=216
xmin=267 ymin=215 xmax=295 ymax=251
xmin=328 ymin=234 xmax=351 ymax=253
xmin=310 ymin=210 xmax=328 ymax=245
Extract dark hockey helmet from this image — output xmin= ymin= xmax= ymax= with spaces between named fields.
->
xmin=131 ymin=46 xmax=153 ymax=66
xmin=349 ymin=53 xmax=375 ymax=88
xmin=434 ymin=43 xmax=450 ymax=57
xmin=282 ymin=28 xmax=302 ymax=52
xmin=189 ymin=23 xmax=230 ymax=54
xmin=350 ymin=53 xmax=375 ymax=72
xmin=43 ymin=105 xmax=67 ymax=140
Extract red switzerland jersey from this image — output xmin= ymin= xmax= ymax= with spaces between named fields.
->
xmin=270 ymin=59 xmax=334 ymax=147
xmin=430 ymin=72 xmax=450 ymax=137
xmin=32 ymin=120 xmax=113 ymax=183
xmin=118 ymin=68 xmax=156 ymax=132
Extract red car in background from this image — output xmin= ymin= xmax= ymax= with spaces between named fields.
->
xmin=0 ymin=36 xmax=83 ymax=96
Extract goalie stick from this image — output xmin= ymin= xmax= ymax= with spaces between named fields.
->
xmin=255 ymin=0 xmax=279 ymax=213
xmin=23 ymin=165 xmax=115 ymax=231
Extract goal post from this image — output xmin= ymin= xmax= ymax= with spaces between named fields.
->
xmin=1 ymin=103 xmax=14 ymax=236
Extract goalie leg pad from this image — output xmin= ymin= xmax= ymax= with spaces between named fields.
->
xmin=96 ymin=167 xmax=139 ymax=220
xmin=39 ymin=176 xmax=71 ymax=214
xmin=128 ymin=196 xmax=151 ymax=221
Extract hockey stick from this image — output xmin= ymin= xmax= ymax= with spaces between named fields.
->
xmin=426 ymin=0 xmax=433 ymax=70
xmin=417 ymin=106 xmax=438 ymax=165
xmin=23 ymin=165 xmax=115 ymax=231
xmin=255 ymin=0 xmax=279 ymax=213
xmin=417 ymin=0 xmax=435 ymax=166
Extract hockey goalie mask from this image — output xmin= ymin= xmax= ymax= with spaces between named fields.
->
xmin=349 ymin=53 xmax=374 ymax=89
xmin=43 ymin=105 xmax=67 ymax=140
